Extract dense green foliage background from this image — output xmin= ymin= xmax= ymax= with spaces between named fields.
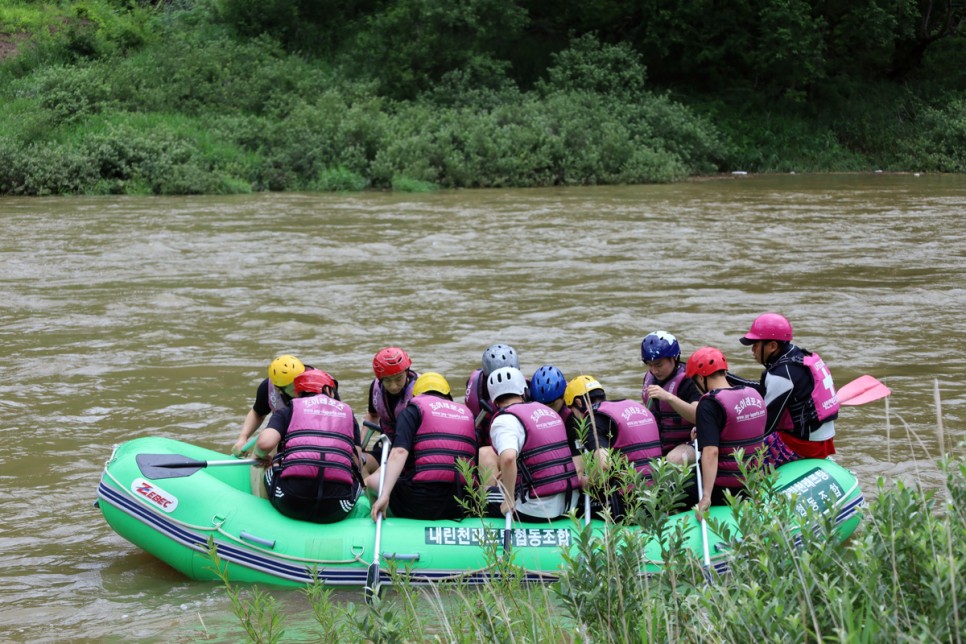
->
xmin=0 ymin=0 xmax=963 ymax=195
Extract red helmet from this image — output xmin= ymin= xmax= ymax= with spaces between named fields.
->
xmin=685 ymin=347 xmax=728 ymax=378
xmin=294 ymin=369 xmax=336 ymax=395
xmin=372 ymin=347 xmax=412 ymax=378
xmin=739 ymin=313 xmax=793 ymax=345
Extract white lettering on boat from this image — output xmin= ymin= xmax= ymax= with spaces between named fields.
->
xmin=425 ymin=526 xmax=571 ymax=547
xmin=132 ymin=478 xmax=179 ymax=512
xmin=781 ymin=468 xmax=844 ymax=517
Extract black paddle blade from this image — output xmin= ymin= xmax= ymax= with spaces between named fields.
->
xmin=135 ymin=453 xmax=206 ymax=480
xmin=364 ymin=563 xmax=380 ymax=604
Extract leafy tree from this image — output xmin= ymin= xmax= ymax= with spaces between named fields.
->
xmin=348 ymin=0 xmax=527 ymax=99
xmin=536 ymin=33 xmax=647 ymax=99
xmin=211 ymin=0 xmax=380 ymax=54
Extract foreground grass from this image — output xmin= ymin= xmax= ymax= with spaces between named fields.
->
xmin=212 ymin=460 xmax=965 ymax=643
xmin=210 ymin=412 xmax=964 ymax=642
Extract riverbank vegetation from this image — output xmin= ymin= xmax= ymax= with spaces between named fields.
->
xmin=1 ymin=0 xmax=963 ymax=195
xmin=211 ymin=448 xmax=965 ymax=643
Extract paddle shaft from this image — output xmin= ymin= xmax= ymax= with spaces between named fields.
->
xmin=693 ymin=439 xmax=712 ymax=570
xmin=240 ymin=434 xmax=259 ymax=453
xmin=366 ymin=437 xmax=392 ymax=604
xmin=163 ymin=458 xmax=257 ymax=469
xmin=504 ymin=511 xmax=513 ymax=554
xmin=362 ymin=419 xmax=380 ymax=450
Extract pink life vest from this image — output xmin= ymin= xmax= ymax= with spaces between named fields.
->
xmin=642 ymin=364 xmax=693 ymax=455
xmin=775 ymin=351 xmax=840 ymax=440
xmin=279 ymin=394 xmax=356 ymax=485
xmin=499 ymin=402 xmax=581 ymax=500
xmin=464 ymin=368 xmax=496 ymax=445
xmin=595 ymin=400 xmax=663 ymax=479
xmin=371 ymin=370 xmax=418 ymax=438
xmin=703 ymin=387 xmax=767 ymax=490
xmin=410 ymin=395 xmax=477 ymax=483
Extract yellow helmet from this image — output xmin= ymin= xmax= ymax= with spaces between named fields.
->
xmin=268 ymin=354 xmax=305 ymax=387
xmin=412 ymin=372 xmax=451 ymax=397
xmin=563 ymin=375 xmax=604 ymax=406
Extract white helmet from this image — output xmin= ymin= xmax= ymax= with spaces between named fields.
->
xmin=488 ymin=367 xmax=527 ymax=402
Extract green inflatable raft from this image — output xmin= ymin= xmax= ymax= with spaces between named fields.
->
xmin=96 ymin=436 xmax=864 ymax=588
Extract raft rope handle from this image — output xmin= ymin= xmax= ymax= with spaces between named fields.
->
xmin=210 ymin=521 xmax=365 ymax=566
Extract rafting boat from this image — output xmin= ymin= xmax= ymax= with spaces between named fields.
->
xmin=96 ymin=435 xmax=865 ymax=588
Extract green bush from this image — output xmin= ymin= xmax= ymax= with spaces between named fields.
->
xmin=536 ymin=32 xmax=647 ymax=100
xmin=897 ymin=97 xmax=966 ymax=172
xmin=9 ymin=64 xmax=114 ymax=130
xmin=3 ymin=0 xmax=153 ymax=73
xmin=349 ymin=0 xmax=526 ymax=100
xmin=368 ymin=89 xmax=719 ymax=189
xmin=311 ymin=166 xmax=369 ymax=192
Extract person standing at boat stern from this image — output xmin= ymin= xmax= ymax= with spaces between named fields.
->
xmin=734 ymin=313 xmax=839 ymax=466
xmin=640 ymin=331 xmax=701 ymax=465
xmin=687 ymin=347 xmax=767 ymax=516
xmin=486 ymin=367 xmax=581 ymax=522
xmin=369 ymin=373 xmax=478 ymax=521
xmin=565 ymin=375 xmax=663 ymax=520
xmin=256 ymin=369 xmax=363 ymax=524
xmin=364 ymin=347 xmax=419 ymax=480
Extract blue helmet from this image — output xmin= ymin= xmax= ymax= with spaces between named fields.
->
xmin=530 ymin=365 xmax=567 ymax=404
xmin=640 ymin=331 xmax=680 ymax=362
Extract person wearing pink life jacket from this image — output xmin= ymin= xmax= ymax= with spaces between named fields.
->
xmin=529 ymin=364 xmax=581 ymax=456
xmin=255 ymin=369 xmax=363 ymax=524
xmin=369 ymin=372 xmax=478 ymax=521
xmin=363 ymin=346 xmax=419 ymax=478
xmin=465 ymin=343 xmax=521 ymax=485
xmin=486 ymin=367 xmax=582 ymax=522
xmin=640 ymin=331 xmax=701 ymax=465
xmin=687 ymin=347 xmax=768 ymax=518
xmin=732 ymin=313 xmax=839 ymax=465
xmin=565 ymin=375 xmax=663 ymax=520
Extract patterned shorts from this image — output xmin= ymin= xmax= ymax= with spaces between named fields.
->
xmin=762 ymin=432 xmax=801 ymax=468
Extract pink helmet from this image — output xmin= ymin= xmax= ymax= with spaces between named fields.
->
xmin=739 ymin=313 xmax=793 ymax=345
xmin=685 ymin=347 xmax=729 ymax=378
xmin=372 ymin=347 xmax=412 ymax=378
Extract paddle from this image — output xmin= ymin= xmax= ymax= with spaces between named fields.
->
xmin=693 ymin=439 xmax=712 ymax=571
xmin=365 ymin=436 xmax=392 ymax=604
xmin=837 ymin=375 xmax=891 ymax=406
xmin=239 ymin=433 xmax=259 ymax=454
xmin=361 ymin=419 xmax=381 ymax=451
xmin=136 ymin=453 xmax=257 ymax=480
xmin=503 ymin=510 xmax=513 ymax=557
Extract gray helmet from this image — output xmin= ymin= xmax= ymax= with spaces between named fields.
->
xmin=482 ymin=343 xmax=519 ymax=376
xmin=487 ymin=367 xmax=527 ymax=402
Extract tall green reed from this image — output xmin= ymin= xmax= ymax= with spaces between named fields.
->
xmin=208 ymin=388 xmax=963 ymax=643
